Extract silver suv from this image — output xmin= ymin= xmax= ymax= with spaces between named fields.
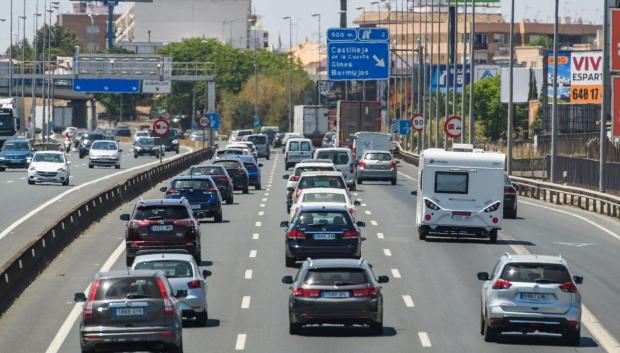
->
xmin=477 ymin=253 xmax=583 ymax=345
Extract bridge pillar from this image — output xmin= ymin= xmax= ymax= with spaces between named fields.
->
xmin=69 ymin=100 xmax=88 ymax=129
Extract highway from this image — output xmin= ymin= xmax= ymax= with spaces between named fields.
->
xmin=0 ymin=151 xmax=619 ymax=353
xmin=0 ymin=143 xmax=191 ymax=266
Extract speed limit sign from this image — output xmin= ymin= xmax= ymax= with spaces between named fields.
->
xmin=411 ymin=113 xmax=424 ymax=132
xmin=198 ymin=115 xmax=211 ymax=129
xmin=444 ymin=115 xmax=462 ymax=139
xmin=152 ymin=117 xmax=170 ymax=137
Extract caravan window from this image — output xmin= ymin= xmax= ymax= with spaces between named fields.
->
xmin=435 ymin=172 xmax=469 ymax=194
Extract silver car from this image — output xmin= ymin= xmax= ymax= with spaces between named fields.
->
xmin=477 ymin=254 xmax=583 ymax=345
xmin=355 ymin=150 xmax=398 ymax=185
xmin=132 ymin=251 xmax=209 ymax=326
xmin=246 ymin=134 xmax=270 ymax=159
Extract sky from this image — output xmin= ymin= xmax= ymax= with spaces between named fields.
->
xmin=0 ymin=0 xmax=604 ymax=52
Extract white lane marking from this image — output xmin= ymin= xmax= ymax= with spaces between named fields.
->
xmin=7 ymin=180 xmax=13 ymax=183
xmin=370 ymin=220 xmax=378 ymax=226
xmin=244 ymin=269 xmax=253 ymax=279
xmin=377 ymin=232 xmax=385 ymax=239
xmin=266 ymin=188 xmax=271 ymax=191
xmin=260 ymin=203 xmax=266 ymax=208
xmin=255 ymin=221 xmax=262 ymax=227
xmin=503 ymin=233 xmax=620 ymax=353
xmin=235 ymin=334 xmax=247 ymax=350
xmin=19 ymin=177 xmax=25 ymax=180
xmin=261 ymin=198 xmax=267 ymax=202
xmin=418 ymin=332 xmax=432 ymax=347
xmin=0 ymin=147 xmax=191 ymax=241
xmin=258 ymin=211 xmax=264 ymax=216
xmin=252 ymin=233 xmax=260 ymax=240
xmin=391 ymin=269 xmax=401 ymax=278
xmin=364 ymin=210 xmax=372 ymax=215
xmin=361 ymin=203 xmax=367 ymax=207
xmin=249 ymin=250 xmax=257 ymax=258
xmin=353 ymin=192 xmax=359 ymax=196
xmin=44 ymin=241 xmax=125 ymax=353
xmin=383 ymin=249 xmax=392 ymax=257
xmin=241 ymin=296 xmax=251 ymax=309
xmin=264 ymin=192 xmax=269 ymax=196
xmin=402 ymin=295 xmax=415 ymax=307
xmin=398 ymin=171 xmax=418 ymax=182
xmin=519 ymin=200 xmax=620 ymax=242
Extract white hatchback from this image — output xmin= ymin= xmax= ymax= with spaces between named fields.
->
xmin=27 ymin=151 xmax=70 ymax=185
xmin=290 ymin=187 xmax=360 ymax=221
xmin=89 ymin=140 xmax=121 ymax=169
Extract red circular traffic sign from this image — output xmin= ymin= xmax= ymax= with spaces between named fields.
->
xmin=198 ymin=115 xmax=211 ymax=129
xmin=152 ymin=118 xmax=170 ymax=137
xmin=411 ymin=113 xmax=424 ymax=132
xmin=444 ymin=115 xmax=462 ymax=139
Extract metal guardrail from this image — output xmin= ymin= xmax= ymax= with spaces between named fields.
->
xmin=398 ymin=150 xmax=620 ymax=219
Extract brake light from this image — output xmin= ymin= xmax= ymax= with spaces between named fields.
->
xmin=388 ymin=161 xmax=396 ymax=169
xmin=287 ymin=229 xmax=306 ymax=239
xmin=358 ymin=161 xmax=366 ymax=169
xmin=348 ymin=207 xmax=354 ymax=215
xmin=343 ymin=229 xmax=360 ymax=238
xmin=238 ymin=168 xmax=246 ymax=175
xmin=559 ymin=281 xmax=578 ymax=293
xmin=295 ymin=188 xmax=302 ymax=198
xmin=203 ymin=188 xmax=218 ymax=194
xmin=156 ymin=277 xmax=174 ymax=315
xmin=292 ymin=288 xmax=320 ymax=297
xmin=504 ymin=186 xmax=516 ymax=195
xmin=290 ymin=175 xmax=300 ymax=181
xmin=349 ymin=164 xmax=355 ymax=173
xmin=424 ymin=199 xmax=440 ymax=210
xmin=82 ymin=279 xmax=100 ymax=320
xmin=217 ymin=176 xmax=229 ymax=182
xmin=352 ymin=286 xmax=378 ymax=297
xmin=492 ymin=279 xmax=512 ymax=289
xmin=187 ymin=280 xmax=202 ymax=289
xmin=166 ymin=188 xmax=180 ymax=196
xmin=484 ymin=202 xmax=501 ymax=213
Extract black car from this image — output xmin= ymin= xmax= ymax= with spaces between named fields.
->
xmin=78 ymin=132 xmax=106 ymax=158
xmin=504 ymin=174 xmax=518 ymax=219
xmin=153 ymin=130 xmax=181 ymax=154
xmin=212 ymin=159 xmax=249 ymax=194
xmin=189 ymin=164 xmax=234 ymax=204
xmin=280 ymin=205 xmax=364 ymax=267
xmin=115 ymin=126 xmax=132 ymax=137
xmin=282 ymin=258 xmax=389 ymax=335
xmin=134 ymin=137 xmax=164 ymax=158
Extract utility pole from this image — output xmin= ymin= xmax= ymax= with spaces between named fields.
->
xmin=461 ymin=0 xmax=467 ymax=143
xmin=424 ymin=0 xmax=429 ymax=148
xmin=599 ymin=0 xmax=611 ymax=191
xmin=283 ymin=16 xmax=293 ymax=132
xmin=429 ymin=0 xmax=434 ymax=147
xmin=9 ymin=0 xmax=14 ymax=97
xmin=436 ymin=0 xmax=441 ymax=148
xmin=31 ymin=0 xmax=40 ymax=142
xmin=507 ymin=0 xmax=515 ymax=174
xmin=312 ymin=13 xmax=321 ymax=105
xmin=249 ymin=15 xmax=258 ymax=121
xmin=550 ymin=0 xmax=559 ymax=183
xmin=357 ymin=6 xmax=367 ymax=100
xmin=468 ymin=0 xmax=475 ymax=144
xmin=450 ymin=0 xmax=456 ymax=116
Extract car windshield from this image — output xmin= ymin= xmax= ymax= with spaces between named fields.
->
xmin=365 ymin=152 xmax=392 ymax=161
xmin=296 ymin=211 xmax=351 ymax=227
xmin=299 ymin=176 xmax=344 ymax=189
xmin=83 ymin=134 xmax=104 ymax=141
xmin=289 ymin=141 xmax=299 ymax=151
xmin=190 ymin=166 xmax=224 ymax=176
xmin=33 ymin=153 xmax=63 ymax=163
xmin=133 ymin=206 xmax=190 ymax=220
xmin=217 ymin=149 xmax=243 ymax=156
xmin=214 ymin=161 xmax=242 ymax=169
xmin=303 ymin=269 xmax=368 ymax=286
xmin=171 ymin=179 xmax=214 ymax=189
xmin=243 ymin=162 xmax=257 ymax=170
xmin=2 ymin=141 xmax=29 ymax=151
xmin=91 ymin=141 xmax=117 ymax=150
xmin=501 ymin=263 xmax=571 ymax=284
xmin=238 ymin=130 xmax=253 ymax=137
xmin=247 ymin=135 xmax=266 ymax=144
xmin=94 ymin=277 xmax=162 ymax=300
xmin=295 ymin=166 xmax=334 ymax=176
xmin=138 ymin=137 xmax=156 ymax=145
xmin=134 ymin=260 xmax=194 ymax=279
xmin=302 ymin=193 xmax=346 ymax=203
xmin=316 ymin=151 xmax=349 ymax=165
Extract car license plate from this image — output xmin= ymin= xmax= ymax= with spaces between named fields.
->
xmin=313 ymin=233 xmax=336 ymax=240
xmin=115 ymin=308 xmax=144 ymax=316
xmin=322 ymin=291 xmax=350 ymax=298
xmin=191 ymin=204 xmax=202 ymax=210
xmin=521 ymin=292 xmax=547 ymax=301
xmin=151 ymin=225 xmax=173 ymax=232
xmin=452 ymin=211 xmax=471 ymax=220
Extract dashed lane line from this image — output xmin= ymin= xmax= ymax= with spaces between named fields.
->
xmin=370 ymin=220 xmax=378 ymax=226
xmin=260 ymin=203 xmax=266 ymax=208
xmin=391 ymin=269 xmax=401 ymax=278
xmin=377 ymin=232 xmax=385 ymax=239
xmin=261 ymin=198 xmax=267 ymax=202
xmin=252 ymin=233 xmax=259 ymax=240
xmin=364 ymin=210 xmax=372 ymax=215
xmin=398 ymin=171 xmax=418 ymax=182
xmin=361 ymin=203 xmax=367 ymax=207
xmin=244 ymin=269 xmax=253 ymax=279
xmin=402 ymin=295 xmax=415 ymax=308
xmin=249 ymin=250 xmax=257 ymax=258
xmin=241 ymin=296 xmax=251 ymax=309
xmin=235 ymin=334 xmax=247 ymax=351
xmin=383 ymin=249 xmax=392 ymax=257
xmin=258 ymin=211 xmax=264 ymax=216
xmin=255 ymin=221 xmax=262 ymax=227
xmin=418 ymin=332 xmax=432 ymax=347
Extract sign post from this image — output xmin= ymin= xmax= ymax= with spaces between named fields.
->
xmin=152 ymin=117 xmax=170 ymax=163
xmin=197 ymin=115 xmax=211 ymax=149
xmin=613 ymin=77 xmax=620 ymax=137
xmin=444 ymin=115 xmax=462 ymax=140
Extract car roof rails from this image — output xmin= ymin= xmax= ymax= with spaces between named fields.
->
xmin=503 ymin=252 xmax=512 ymax=260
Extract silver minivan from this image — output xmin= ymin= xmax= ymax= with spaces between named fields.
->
xmin=246 ymin=134 xmax=270 ymax=159
xmin=284 ymin=138 xmax=313 ymax=170
xmin=313 ymin=147 xmax=356 ymax=190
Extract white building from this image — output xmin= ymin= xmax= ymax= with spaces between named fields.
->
xmin=131 ymin=0 xmax=251 ymax=48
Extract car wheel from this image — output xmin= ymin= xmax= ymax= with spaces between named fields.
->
xmin=115 ymin=164 xmax=120 ymax=169
xmin=255 ymin=184 xmax=261 ymax=190
xmin=194 ymin=250 xmax=202 ymax=264
xmin=243 ymin=187 xmax=249 ymax=194
xmin=483 ymin=319 xmax=498 ymax=342
xmin=267 ymin=155 xmax=270 ymax=160
xmin=215 ymin=211 xmax=223 ymax=223
xmin=285 ymin=256 xmax=295 ymax=268
xmin=79 ymin=152 xmax=85 ymax=159
xmin=63 ymin=177 xmax=69 ymax=186
xmin=134 ymin=154 xmax=138 ymax=159
xmin=418 ymin=227 xmax=428 ymax=241
xmin=289 ymin=322 xmax=302 ymax=335
xmin=125 ymin=254 xmax=134 ymax=267
xmin=369 ymin=321 xmax=383 ymax=335
xmin=489 ymin=229 xmax=498 ymax=243
xmin=175 ymin=149 xmax=179 ymax=154
xmin=88 ymin=164 xmax=93 ymax=169
xmin=196 ymin=310 xmax=208 ymax=327
xmin=168 ymin=341 xmax=183 ymax=353
xmin=357 ymin=178 xmax=362 ymax=184
xmin=563 ymin=327 xmax=581 ymax=346
xmin=226 ymin=196 xmax=234 ymax=205
xmin=28 ymin=179 xmax=35 ymax=185
xmin=0 ymin=167 xmax=5 ymax=172
xmin=286 ymin=205 xmax=291 ymax=214
xmin=391 ymin=178 xmax=397 ymax=185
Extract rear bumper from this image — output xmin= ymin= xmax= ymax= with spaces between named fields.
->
xmin=126 ymin=243 xmax=198 ymax=258
xmin=232 ymin=177 xmax=249 ymax=190
xmin=290 ymin=297 xmax=381 ymax=324
xmin=0 ymin=160 xmax=29 ymax=168
xmin=89 ymin=158 xmax=120 ymax=166
xmin=248 ymin=175 xmax=261 ymax=186
xmin=80 ymin=326 xmax=180 ymax=351
xmin=286 ymin=241 xmax=361 ymax=260
xmin=487 ymin=304 xmax=580 ymax=333
xmin=357 ymin=169 xmax=396 ymax=180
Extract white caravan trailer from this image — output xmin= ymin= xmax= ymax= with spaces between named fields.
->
xmin=415 ymin=149 xmax=505 ymax=242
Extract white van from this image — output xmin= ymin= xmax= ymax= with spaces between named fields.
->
xmin=284 ymin=138 xmax=313 ymax=170
xmin=352 ymin=132 xmax=391 ymax=161
xmin=313 ymin=147 xmax=356 ymax=190
xmin=415 ymin=149 xmax=505 ymax=243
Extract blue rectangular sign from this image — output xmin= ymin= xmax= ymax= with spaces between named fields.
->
xmin=327 ymin=28 xmax=390 ymax=81
xmin=73 ymin=79 xmax=141 ymax=93
xmin=207 ymin=113 xmax=220 ymax=129
xmin=391 ymin=119 xmax=401 ymax=133
xmin=399 ymin=120 xmax=412 ymax=135
xmin=429 ymin=64 xmax=471 ymax=93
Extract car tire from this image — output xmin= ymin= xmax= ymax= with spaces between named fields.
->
xmin=226 ymin=196 xmax=234 ymax=205
xmin=125 ymin=255 xmax=134 ymax=267
xmin=196 ymin=310 xmax=208 ymax=327
xmin=168 ymin=341 xmax=183 ymax=353
xmin=194 ymin=250 xmax=202 ymax=264
xmin=349 ymin=183 xmax=356 ymax=191
xmin=115 ymin=164 xmax=120 ymax=169
xmin=27 ymin=179 xmax=35 ymax=185
xmin=267 ymin=155 xmax=270 ymax=160
xmin=286 ymin=205 xmax=291 ymax=214
xmin=79 ymin=151 xmax=85 ymax=159
xmin=215 ymin=211 xmax=223 ymax=223
xmin=63 ymin=177 xmax=69 ymax=186
xmin=563 ymin=327 xmax=581 ymax=346
xmin=418 ymin=226 xmax=428 ymax=241
xmin=289 ymin=322 xmax=302 ymax=335
xmin=369 ymin=321 xmax=383 ymax=335
xmin=357 ymin=178 xmax=362 ymax=184
xmin=134 ymin=154 xmax=138 ymax=159
xmin=489 ymin=229 xmax=498 ymax=243
xmin=0 ymin=167 xmax=5 ymax=172
xmin=243 ymin=187 xmax=249 ymax=194
xmin=285 ymin=256 xmax=295 ymax=268
xmin=88 ymin=164 xmax=93 ymax=169
xmin=391 ymin=178 xmax=397 ymax=185
xmin=255 ymin=184 xmax=261 ymax=190
xmin=483 ymin=319 xmax=498 ymax=342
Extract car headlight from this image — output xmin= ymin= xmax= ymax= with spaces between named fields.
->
xmin=57 ymin=167 xmax=65 ymax=172
xmin=135 ymin=146 xmax=142 ymax=150
xmin=26 ymin=157 xmax=32 ymax=162
xmin=172 ymin=139 xmax=179 ymax=144
xmin=29 ymin=166 xmax=36 ymax=171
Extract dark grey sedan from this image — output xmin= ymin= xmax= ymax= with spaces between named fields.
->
xmin=282 ymin=258 xmax=389 ymax=335
xmin=74 ymin=270 xmax=185 ymax=353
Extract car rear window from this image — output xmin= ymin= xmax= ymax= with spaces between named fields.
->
xmin=289 ymin=141 xmax=300 ymax=151
xmin=244 ymin=162 xmax=257 ymax=170
xmin=299 ymin=176 xmax=345 ymax=189
xmin=247 ymin=136 xmax=266 ymax=144
xmin=303 ymin=269 xmax=368 ymax=286
xmin=94 ymin=277 xmax=162 ymax=300
xmin=217 ymin=150 xmax=243 ymax=157
xmin=171 ymin=179 xmax=214 ymax=189
xmin=238 ymin=130 xmax=253 ymax=137
xmin=214 ymin=161 xmax=242 ymax=169
xmin=302 ymin=193 xmax=346 ymax=203
xmin=365 ymin=152 xmax=391 ymax=161
xmin=295 ymin=166 xmax=335 ymax=176
xmin=134 ymin=206 xmax=190 ymax=220
xmin=190 ymin=166 xmax=225 ymax=176
xmin=134 ymin=260 xmax=194 ymax=278
xmin=2 ymin=141 xmax=29 ymax=151
xmin=300 ymin=141 xmax=311 ymax=151
xmin=296 ymin=211 xmax=352 ymax=227
xmin=84 ymin=134 xmax=104 ymax=140
xmin=500 ymin=263 xmax=571 ymax=284
xmin=91 ymin=141 xmax=117 ymax=150
xmin=316 ymin=151 xmax=349 ymax=165
xmin=435 ymin=171 xmax=469 ymax=194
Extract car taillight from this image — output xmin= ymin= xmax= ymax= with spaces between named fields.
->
xmin=295 ymin=188 xmax=302 ymax=197
xmin=388 ymin=161 xmax=396 ymax=169
xmin=292 ymin=288 xmax=320 ymax=297
xmin=352 ymin=286 xmax=378 ymax=297
xmin=358 ymin=161 xmax=366 ymax=169
xmin=287 ymin=229 xmax=306 ymax=239
xmin=492 ymin=279 xmax=512 ymax=289
xmin=559 ymin=281 xmax=578 ymax=293
xmin=187 ymin=280 xmax=202 ymax=289
xmin=156 ymin=277 xmax=174 ymax=315
xmin=203 ymin=188 xmax=218 ymax=194
xmin=217 ymin=176 xmax=229 ymax=182
xmin=290 ymin=175 xmax=299 ymax=181
xmin=484 ymin=202 xmax=501 ymax=213
xmin=349 ymin=164 xmax=355 ymax=173
xmin=83 ymin=279 xmax=100 ymax=320
xmin=343 ymin=229 xmax=360 ymax=238
xmin=424 ymin=199 xmax=440 ymax=210
xmin=504 ymin=186 xmax=516 ymax=195
xmin=348 ymin=207 xmax=354 ymax=215
xmin=166 ymin=188 xmax=180 ymax=196
xmin=238 ymin=168 xmax=246 ymax=175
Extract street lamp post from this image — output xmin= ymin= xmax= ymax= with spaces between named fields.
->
xmin=248 ymin=16 xmax=258 ymax=124
xmin=468 ymin=0 xmax=475 ymax=144
xmin=550 ymin=0 xmax=559 ymax=183
xmin=356 ymin=6 xmax=366 ymax=100
xmin=312 ymin=13 xmax=321 ymax=105
xmin=507 ymin=0 xmax=515 ymax=174
xmin=461 ymin=0 xmax=467 ymax=143
xmin=9 ymin=0 xmax=14 ymax=97
xmin=283 ymin=16 xmax=293 ymax=132
xmin=31 ymin=6 xmax=42 ymax=141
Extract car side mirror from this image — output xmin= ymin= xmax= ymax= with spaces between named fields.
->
xmin=353 ymin=200 xmax=361 ymax=206
xmin=280 ymin=221 xmax=289 ymax=228
xmin=118 ymin=149 xmax=123 ymax=152
xmin=282 ymin=174 xmax=290 ymax=179
xmin=74 ymin=292 xmax=87 ymax=302
xmin=119 ymin=214 xmax=130 ymax=221
xmin=410 ymin=190 xmax=417 ymax=196
xmin=395 ymin=160 xmax=400 ymax=164
xmin=573 ymin=276 xmax=583 ymax=285
xmin=477 ymin=272 xmax=490 ymax=281
xmin=202 ymin=270 xmax=212 ymax=278
xmin=356 ymin=221 xmax=366 ymax=227
xmin=282 ymin=275 xmax=294 ymax=284
xmin=175 ymin=289 xmax=188 ymax=298
xmin=160 ymin=187 xmax=168 ymax=192
xmin=258 ymin=163 xmax=264 ymax=168
xmin=287 ymin=187 xmax=294 ymax=192
xmin=377 ymin=275 xmax=389 ymax=284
